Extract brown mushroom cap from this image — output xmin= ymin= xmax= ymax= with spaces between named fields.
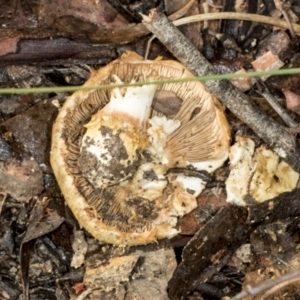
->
xmin=50 ymin=51 xmax=230 ymax=245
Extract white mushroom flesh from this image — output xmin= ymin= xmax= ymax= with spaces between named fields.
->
xmin=78 ymin=79 xmax=157 ymax=188
xmin=174 ymin=175 xmax=206 ymax=198
xmin=226 ymin=136 xmax=299 ymax=205
xmin=147 ymin=115 xmax=181 ymax=165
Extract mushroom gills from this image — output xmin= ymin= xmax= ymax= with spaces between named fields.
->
xmin=76 ymin=78 xmax=228 ymax=236
xmin=76 ymin=81 xmax=210 ymax=234
xmin=51 ymin=51 xmax=231 ymax=245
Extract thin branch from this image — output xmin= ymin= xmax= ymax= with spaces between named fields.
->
xmin=254 ymin=80 xmax=298 ymax=128
xmin=144 ymin=0 xmax=196 ymax=59
xmin=168 ymin=0 xmax=196 ymax=21
xmin=261 ymin=275 xmax=300 ymax=299
xmin=231 ymin=268 xmax=300 ymax=300
xmin=142 ymin=9 xmax=300 ymax=173
xmin=173 ymin=12 xmax=300 ymax=34
xmin=281 ymin=9 xmax=296 ymax=38
xmin=0 ymin=193 xmax=8 ymax=216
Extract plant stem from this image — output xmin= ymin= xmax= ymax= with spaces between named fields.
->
xmin=173 ymin=12 xmax=300 ymax=34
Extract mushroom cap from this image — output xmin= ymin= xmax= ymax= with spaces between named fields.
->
xmin=51 ymin=51 xmax=230 ymax=245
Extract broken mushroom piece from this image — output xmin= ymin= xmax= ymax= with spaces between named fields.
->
xmin=226 ymin=136 xmax=300 ymax=206
xmin=50 ymin=51 xmax=230 ymax=245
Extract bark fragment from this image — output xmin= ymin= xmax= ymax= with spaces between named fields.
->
xmin=168 ymin=189 xmax=300 ymax=299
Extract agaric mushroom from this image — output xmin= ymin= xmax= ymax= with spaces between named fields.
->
xmin=51 ymin=51 xmax=230 ymax=245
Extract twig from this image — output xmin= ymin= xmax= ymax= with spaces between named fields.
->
xmin=168 ymin=0 xmax=196 ymax=21
xmin=0 ymin=193 xmax=8 ymax=216
xmin=261 ymin=274 xmax=300 ymax=299
xmin=202 ymin=2 xmax=210 ymax=30
xmin=254 ymin=80 xmax=298 ymax=128
xmin=206 ymin=0 xmax=223 ymax=9
xmin=75 ymin=287 xmax=93 ymax=300
xmin=273 ymin=0 xmax=296 ymax=38
xmin=173 ymin=12 xmax=300 ymax=34
xmin=142 ymin=9 xmax=300 ymax=172
xmin=281 ymin=9 xmax=296 ymax=38
xmin=145 ymin=10 xmax=300 ymax=57
xmin=144 ymin=35 xmax=156 ymax=60
xmin=144 ymin=0 xmax=196 ymax=60
xmin=231 ymin=268 xmax=300 ymax=300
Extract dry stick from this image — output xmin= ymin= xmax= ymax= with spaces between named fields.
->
xmin=281 ymin=9 xmax=296 ymax=38
xmin=146 ymin=12 xmax=300 ymax=57
xmin=144 ymin=0 xmax=196 ymax=60
xmin=253 ymin=79 xmax=298 ymax=128
xmin=257 ymin=89 xmax=298 ymax=127
xmin=206 ymin=0 xmax=223 ymax=9
xmin=142 ymin=9 xmax=300 ymax=173
xmin=0 ymin=193 xmax=8 ymax=216
xmin=173 ymin=12 xmax=300 ymax=34
xmin=261 ymin=275 xmax=300 ymax=299
xmin=168 ymin=0 xmax=196 ymax=21
xmin=231 ymin=268 xmax=300 ymax=300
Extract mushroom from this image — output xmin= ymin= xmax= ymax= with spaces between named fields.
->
xmin=51 ymin=51 xmax=230 ymax=245
xmin=226 ymin=136 xmax=300 ymax=206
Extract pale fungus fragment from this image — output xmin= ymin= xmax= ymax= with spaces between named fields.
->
xmin=226 ymin=136 xmax=300 ymax=206
xmin=51 ymin=51 xmax=230 ymax=245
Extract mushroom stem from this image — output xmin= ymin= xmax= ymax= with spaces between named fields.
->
xmin=77 ymin=77 xmax=158 ymax=188
xmin=103 ymin=77 xmax=158 ymax=127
